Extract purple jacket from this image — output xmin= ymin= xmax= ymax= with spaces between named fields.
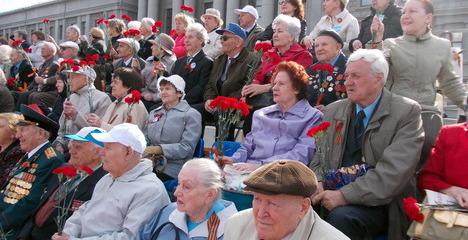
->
xmin=232 ymin=100 xmax=323 ymax=165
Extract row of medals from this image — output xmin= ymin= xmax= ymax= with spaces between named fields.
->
xmin=3 ymin=172 xmax=35 ymax=204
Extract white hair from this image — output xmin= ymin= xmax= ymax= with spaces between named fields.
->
xmin=42 ymin=41 xmax=57 ymax=55
xmin=140 ymin=17 xmax=155 ymax=29
xmin=127 ymin=21 xmax=142 ymax=31
xmin=182 ymin=158 xmax=223 ymax=198
xmin=66 ymin=25 xmax=81 ymax=36
xmin=272 ymin=14 xmax=301 ymax=42
xmin=186 ymin=22 xmax=209 ymax=44
xmin=347 ymin=49 xmax=389 ymax=83
xmin=0 ymin=45 xmax=12 ymax=64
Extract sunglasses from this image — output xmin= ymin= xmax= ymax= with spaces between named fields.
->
xmin=279 ymin=0 xmax=290 ymax=5
xmin=221 ymin=35 xmax=234 ymax=41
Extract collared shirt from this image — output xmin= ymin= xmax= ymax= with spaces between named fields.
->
xmin=355 ymin=92 xmax=382 ymax=127
xmin=330 ymin=53 xmax=341 ymax=66
xmin=124 ymin=57 xmax=133 ymax=66
xmin=28 ymin=141 xmax=49 ymax=159
xmin=244 ymin=23 xmax=256 ymax=34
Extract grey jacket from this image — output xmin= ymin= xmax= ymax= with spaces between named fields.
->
xmin=63 ymin=159 xmax=170 ymax=239
xmin=144 ymin=100 xmax=202 ymax=178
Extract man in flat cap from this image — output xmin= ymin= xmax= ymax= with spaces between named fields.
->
xmin=0 ymin=104 xmax=64 ymax=240
xmin=52 ymin=123 xmax=169 ymax=240
xmin=224 ymin=160 xmax=349 ymax=240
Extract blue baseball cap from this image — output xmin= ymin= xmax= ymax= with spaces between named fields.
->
xmin=65 ymin=127 xmax=106 ymax=147
xmin=216 ymin=23 xmax=247 ymax=40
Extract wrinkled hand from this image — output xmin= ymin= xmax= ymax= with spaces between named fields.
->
xmin=303 ymin=36 xmax=314 ymax=49
xmin=51 ymin=233 xmax=70 ymax=240
xmin=205 ymin=99 xmax=215 ymax=113
xmin=442 ymin=186 xmax=468 ymax=209
xmin=63 ymin=101 xmax=78 ymax=120
xmin=313 ymin=190 xmax=347 ymax=211
xmin=242 ymin=84 xmax=270 ymax=98
xmin=371 ymin=16 xmax=385 ymax=43
xmin=144 ymin=145 xmax=163 ymax=157
xmin=233 ymin=163 xmax=261 ymax=172
xmin=86 ymin=113 xmax=102 ymax=127
xmin=352 ymin=40 xmax=363 ymax=51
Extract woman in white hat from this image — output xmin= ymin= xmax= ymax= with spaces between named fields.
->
xmin=143 ymin=75 xmax=202 ymax=181
xmin=201 ymin=8 xmax=224 ymax=60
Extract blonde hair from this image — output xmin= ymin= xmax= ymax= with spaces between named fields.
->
xmin=90 ymin=27 xmax=105 ymax=39
xmin=174 ymin=13 xmax=195 ymax=28
xmin=0 ymin=113 xmax=24 ymax=133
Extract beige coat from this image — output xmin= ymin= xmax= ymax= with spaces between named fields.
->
xmin=224 ymin=208 xmax=349 ymax=240
xmin=100 ymin=93 xmax=148 ymax=131
xmin=310 ymin=89 xmax=424 ymax=240
xmin=379 ymin=32 xmax=466 ymax=110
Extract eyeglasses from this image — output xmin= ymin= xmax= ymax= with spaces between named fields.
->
xmin=221 ymin=35 xmax=234 ymax=41
xmin=279 ymin=0 xmax=290 ymax=5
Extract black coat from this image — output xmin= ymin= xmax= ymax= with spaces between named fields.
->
xmin=256 ymin=19 xmax=307 ymax=43
xmin=350 ymin=4 xmax=402 ymax=51
xmin=9 ymin=60 xmax=34 ymax=91
xmin=29 ymin=58 xmax=59 ymax=93
xmin=171 ymin=50 xmax=213 ymax=105
xmin=17 ymin=166 xmax=107 ymax=240
xmin=138 ymin=35 xmax=155 ymax=60
xmin=307 ymin=52 xmax=348 ymax=106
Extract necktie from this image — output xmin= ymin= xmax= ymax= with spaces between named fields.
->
xmin=220 ymin=57 xmax=234 ymax=82
xmin=355 ymin=110 xmax=366 ymax=144
xmin=207 ymin=213 xmax=220 ymax=240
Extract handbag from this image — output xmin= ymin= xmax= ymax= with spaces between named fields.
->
xmin=407 ymin=203 xmax=468 ymax=239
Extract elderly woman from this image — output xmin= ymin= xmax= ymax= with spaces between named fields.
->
xmin=65 ymin=25 xmax=87 ymax=59
xmin=307 ymin=30 xmax=348 ymax=109
xmin=86 ymin=27 xmax=107 ymax=55
xmin=303 ymin=0 xmax=359 ymax=53
xmin=143 ymin=75 xmax=202 ymax=180
xmin=201 ymin=8 xmax=224 ymax=60
xmin=48 ymin=73 xmax=68 ymax=123
xmin=350 ymin=0 xmax=402 ymax=52
xmin=172 ymin=13 xmax=195 ymax=59
xmin=137 ymin=17 xmax=156 ymax=60
xmin=170 ymin=23 xmax=213 ymax=112
xmin=0 ymin=45 xmax=13 ymax=80
xmin=222 ymin=61 xmax=322 ymax=172
xmin=371 ymin=0 xmax=466 ymax=163
xmin=27 ymin=31 xmax=45 ymax=68
xmin=139 ymin=158 xmax=238 ymax=240
xmin=107 ymin=18 xmax=126 ymax=57
xmin=257 ymin=0 xmax=307 ymax=43
xmin=141 ymin=33 xmax=177 ymax=110
xmin=0 ymin=113 xmax=25 ymax=187
xmin=86 ymin=68 xmax=148 ymax=130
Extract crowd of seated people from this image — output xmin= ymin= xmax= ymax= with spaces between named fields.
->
xmin=0 ymin=0 xmax=466 ymax=239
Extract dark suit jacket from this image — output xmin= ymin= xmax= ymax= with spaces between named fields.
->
xmin=18 ymin=166 xmax=107 ymax=240
xmin=171 ymin=50 xmax=213 ymax=105
xmin=29 ymin=58 xmax=59 ymax=92
xmin=245 ymin=24 xmax=265 ymax=51
xmin=9 ymin=60 xmax=34 ymax=91
xmin=204 ymin=48 xmax=256 ymax=100
xmin=138 ymin=35 xmax=156 ymax=60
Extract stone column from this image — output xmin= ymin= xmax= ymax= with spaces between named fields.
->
xmin=138 ymin=0 xmax=147 ymax=19
xmin=54 ymin=19 xmax=60 ymax=41
xmin=226 ymin=0 xmax=240 ymax=24
xmin=213 ymin=0 xmax=226 ymax=24
xmin=148 ymin=0 xmax=159 ymax=19
xmin=172 ymin=0 xmax=183 ymax=27
xmin=85 ymin=14 xmax=91 ymax=35
xmin=306 ymin=0 xmax=322 ymax=34
xmin=258 ymin=0 xmax=275 ymax=27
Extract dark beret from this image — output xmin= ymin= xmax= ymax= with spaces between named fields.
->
xmin=243 ymin=160 xmax=318 ymax=197
xmin=317 ymin=29 xmax=344 ymax=47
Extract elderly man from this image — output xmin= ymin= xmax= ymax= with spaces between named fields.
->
xmin=52 ymin=123 xmax=170 ymax=240
xmin=204 ymin=22 xmax=256 ymax=139
xmin=54 ymin=65 xmax=111 ymax=151
xmin=18 ymin=127 xmax=107 ymax=240
xmin=201 ymin=8 xmax=224 ymax=59
xmin=59 ymin=41 xmax=79 ymax=61
xmin=0 ymin=104 xmax=64 ymax=239
xmin=138 ymin=17 xmax=156 ymax=60
xmin=310 ymin=49 xmax=424 ymax=240
xmin=113 ymin=38 xmax=146 ymax=72
xmin=9 ymin=48 xmax=34 ymax=93
xmin=224 ymin=160 xmax=349 ymax=240
xmin=13 ymin=30 xmax=30 ymax=50
xmin=234 ymin=5 xmax=264 ymax=51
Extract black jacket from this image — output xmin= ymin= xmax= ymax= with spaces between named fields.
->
xmin=9 ymin=60 xmax=34 ymax=91
xmin=171 ymin=50 xmax=213 ymax=105
xmin=138 ymin=35 xmax=156 ymax=60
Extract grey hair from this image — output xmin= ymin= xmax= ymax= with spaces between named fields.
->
xmin=66 ymin=25 xmax=81 ymax=36
xmin=186 ymin=23 xmax=209 ymax=44
xmin=0 ymin=45 xmax=12 ymax=64
xmin=182 ymin=158 xmax=224 ymax=198
xmin=42 ymin=42 xmax=57 ymax=55
xmin=141 ymin=17 xmax=155 ymax=29
xmin=347 ymin=49 xmax=389 ymax=83
xmin=272 ymin=14 xmax=301 ymax=42
xmin=127 ymin=21 xmax=142 ymax=30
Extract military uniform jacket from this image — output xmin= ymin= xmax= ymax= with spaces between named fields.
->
xmin=0 ymin=142 xmax=63 ymax=232
xmin=306 ymin=52 xmax=347 ymax=107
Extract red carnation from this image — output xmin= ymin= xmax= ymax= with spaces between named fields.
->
xmin=108 ymin=14 xmax=116 ymax=19
xmin=121 ymin=14 xmax=132 ymax=22
xmin=53 ymin=165 xmax=78 ymax=178
xmin=169 ymin=29 xmax=177 ymax=38
xmin=11 ymin=39 xmax=23 ymax=48
xmin=78 ymin=166 xmax=94 ymax=175
xmin=180 ymin=5 xmax=194 ymax=13
xmin=96 ymin=18 xmax=109 ymax=25
xmin=86 ymin=54 xmax=99 ymax=61
xmin=123 ymin=29 xmax=141 ymax=37
xmin=60 ymin=58 xmax=75 ymax=67
xmin=71 ymin=65 xmax=80 ymax=72
xmin=42 ymin=18 xmax=50 ymax=23
xmin=25 ymin=48 xmax=32 ymax=53
xmin=403 ymin=197 xmax=424 ymax=223
xmin=124 ymin=90 xmax=141 ymax=104
xmin=307 ymin=121 xmax=331 ymax=138
xmin=6 ymin=77 xmax=16 ymax=88
xmin=154 ymin=20 xmax=163 ymax=28
xmin=254 ymin=42 xmax=273 ymax=52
